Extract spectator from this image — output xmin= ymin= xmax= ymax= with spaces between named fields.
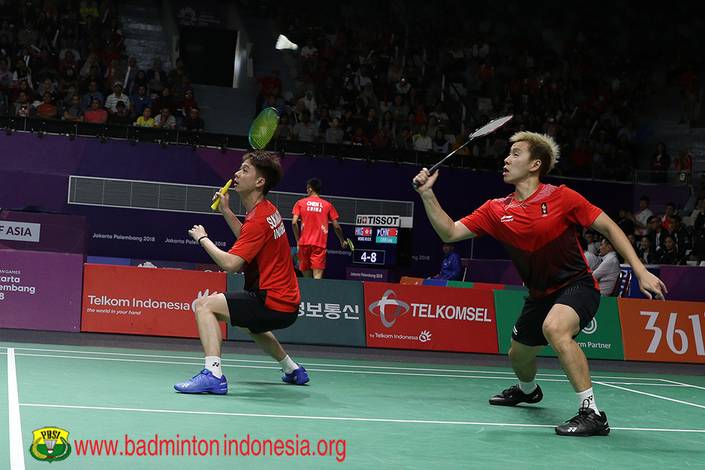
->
xmin=650 ymin=142 xmax=670 ymax=183
xmin=579 ymin=236 xmax=600 ymax=271
xmin=178 ymin=88 xmax=197 ymax=118
xmin=35 ymin=92 xmax=58 ymax=119
xmin=109 ymin=100 xmax=132 ymax=125
xmin=152 ymin=86 xmax=174 ymax=114
xmin=431 ymin=243 xmax=463 ymax=281
xmin=105 ymin=82 xmax=130 ymax=114
xmin=432 ymin=129 xmax=449 ymax=153
xmin=667 ymin=214 xmax=691 ymax=257
xmin=634 ymin=196 xmax=653 ymax=236
xmin=325 ymin=117 xmax=344 ymax=144
xmin=583 ymin=231 xmax=600 ymax=255
xmin=592 ymin=239 xmax=620 ymax=295
xmin=181 ymin=106 xmax=204 ymax=131
xmin=147 ymin=57 xmax=166 ymax=93
xmin=154 ymin=107 xmax=176 ymax=129
xmin=657 ymin=235 xmax=685 ymax=265
xmin=647 ymin=216 xmax=665 ymax=252
xmin=690 ymin=218 xmax=705 ymax=263
xmin=13 ymin=91 xmax=32 ymax=117
xmin=412 ymin=125 xmax=432 ymax=152
xmin=84 ymin=98 xmax=108 ymax=124
xmin=131 ymin=84 xmax=152 ymax=116
xmin=292 ymin=110 xmax=318 ymax=142
xmin=134 ymin=106 xmax=154 ymax=127
xmin=616 ymin=208 xmax=635 ymax=236
xmin=63 ymin=94 xmax=84 ymax=122
xmin=81 ymin=80 xmax=104 ymax=111
xmin=661 ymin=202 xmax=676 ymax=232
xmin=274 ymin=113 xmax=292 ymax=140
xmin=638 ymin=237 xmax=657 ymax=264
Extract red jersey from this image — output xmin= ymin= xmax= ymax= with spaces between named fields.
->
xmin=460 ymin=184 xmax=602 ymax=298
xmin=292 ymin=196 xmax=340 ymax=248
xmin=228 ymin=199 xmax=300 ymax=312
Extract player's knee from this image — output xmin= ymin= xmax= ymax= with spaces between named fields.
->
xmin=542 ymin=320 xmax=569 ymax=345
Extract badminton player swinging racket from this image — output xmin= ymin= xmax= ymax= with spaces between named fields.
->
xmin=413 ymin=131 xmax=667 ymax=436
xmin=174 ymin=151 xmax=310 ymax=395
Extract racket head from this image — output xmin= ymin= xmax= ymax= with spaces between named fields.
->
xmin=469 ymin=114 xmax=513 ymax=139
xmin=248 ymin=107 xmax=280 ymax=149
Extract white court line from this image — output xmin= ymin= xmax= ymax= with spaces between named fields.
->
xmin=658 ymin=378 xmax=705 ymax=391
xmin=7 ymin=348 xmax=26 ymax=470
xmin=18 ymin=402 xmax=705 ymax=434
xmin=595 ymin=381 xmax=705 ymax=410
xmin=7 ymin=346 xmax=673 ymax=382
xmin=14 ymin=353 xmax=673 ymax=386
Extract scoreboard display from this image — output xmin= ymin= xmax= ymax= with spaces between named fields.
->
xmin=352 ymin=216 xmax=405 ymax=267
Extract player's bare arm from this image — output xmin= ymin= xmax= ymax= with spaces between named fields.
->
xmin=214 ymin=191 xmax=243 ymax=238
xmin=291 ymin=214 xmax=300 ymax=244
xmin=188 ymin=224 xmax=246 ymax=272
xmin=332 ymin=220 xmax=347 ymax=248
xmin=413 ymin=168 xmax=476 ymax=242
xmin=591 ymin=212 xmax=667 ymax=300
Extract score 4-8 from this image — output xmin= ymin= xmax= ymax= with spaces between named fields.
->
xmin=353 ymin=249 xmax=386 ymax=265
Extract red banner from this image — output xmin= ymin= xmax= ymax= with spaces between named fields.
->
xmin=81 ymin=264 xmax=227 ymax=338
xmin=364 ymin=283 xmax=498 ymax=353
xmin=619 ymin=298 xmax=705 ymax=364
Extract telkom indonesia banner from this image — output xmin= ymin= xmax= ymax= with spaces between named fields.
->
xmin=81 ymin=264 xmax=227 ymax=338
xmin=364 ymin=283 xmax=498 ymax=353
xmin=618 ymin=298 xmax=705 ymax=364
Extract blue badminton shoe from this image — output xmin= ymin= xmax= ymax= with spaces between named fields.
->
xmin=174 ymin=369 xmax=228 ymax=394
xmin=282 ymin=366 xmax=310 ymax=385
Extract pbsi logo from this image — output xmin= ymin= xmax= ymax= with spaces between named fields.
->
xmin=29 ymin=427 xmax=72 ymax=462
xmin=541 ymin=202 xmax=548 ymax=216
xmin=368 ymin=289 xmax=410 ymax=328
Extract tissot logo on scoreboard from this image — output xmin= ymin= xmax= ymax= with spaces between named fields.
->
xmin=363 ymin=283 xmax=498 ymax=353
xmin=355 ymin=215 xmax=401 ymax=227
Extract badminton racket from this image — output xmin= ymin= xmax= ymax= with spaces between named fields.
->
xmin=413 ymin=115 xmax=513 ymax=187
xmin=210 ymin=107 xmax=280 ymax=210
xmin=248 ymin=106 xmax=280 ymax=149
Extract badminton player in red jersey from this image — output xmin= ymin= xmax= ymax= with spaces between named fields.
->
xmin=413 ymin=131 xmax=667 ymax=436
xmin=292 ymin=178 xmax=348 ymax=279
xmin=175 ymin=151 xmax=309 ymax=395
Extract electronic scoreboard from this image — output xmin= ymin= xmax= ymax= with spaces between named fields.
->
xmin=351 ymin=215 xmax=408 ymax=267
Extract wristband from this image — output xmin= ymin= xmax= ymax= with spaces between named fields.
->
xmin=198 ymin=235 xmax=209 ymax=244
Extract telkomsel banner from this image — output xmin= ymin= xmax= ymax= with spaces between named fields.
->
xmin=81 ymin=264 xmax=227 ymax=338
xmin=227 ymin=276 xmax=366 ymax=347
xmin=0 ymin=249 xmax=83 ymax=331
xmin=364 ymin=283 xmax=498 ymax=353
xmin=494 ymin=290 xmax=624 ymax=360
xmin=619 ymin=298 xmax=705 ymax=364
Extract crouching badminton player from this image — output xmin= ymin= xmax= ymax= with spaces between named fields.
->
xmin=413 ymin=131 xmax=667 ymax=436
xmin=175 ymin=150 xmax=309 ymax=395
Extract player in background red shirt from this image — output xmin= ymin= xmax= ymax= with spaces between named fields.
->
xmin=413 ymin=131 xmax=667 ymax=436
xmin=175 ymin=151 xmax=309 ymax=395
xmin=292 ymin=178 xmax=348 ymax=279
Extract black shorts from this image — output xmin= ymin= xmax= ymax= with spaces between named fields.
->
xmin=225 ymin=291 xmax=298 ymax=334
xmin=511 ymin=276 xmax=600 ymax=347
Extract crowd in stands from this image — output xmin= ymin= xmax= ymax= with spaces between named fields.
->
xmin=256 ymin=0 xmax=704 ymax=181
xmin=581 ymin=190 xmax=705 ymax=276
xmin=0 ymin=0 xmax=204 ymax=132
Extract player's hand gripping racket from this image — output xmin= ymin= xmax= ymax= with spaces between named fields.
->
xmin=413 ymin=115 xmax=513 ymax=188
xmin=211 ymin=107 xmax=281 ymax=211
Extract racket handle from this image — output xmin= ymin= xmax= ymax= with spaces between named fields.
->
xmin=210 ymin=179 xmax=233 ymax=211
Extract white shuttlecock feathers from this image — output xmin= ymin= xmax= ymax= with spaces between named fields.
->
xmin=275 ymin=34 xmax=299 ymax=51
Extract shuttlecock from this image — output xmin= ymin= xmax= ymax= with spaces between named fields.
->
xmin=275 ymin=34 xmax=298 ymax=51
